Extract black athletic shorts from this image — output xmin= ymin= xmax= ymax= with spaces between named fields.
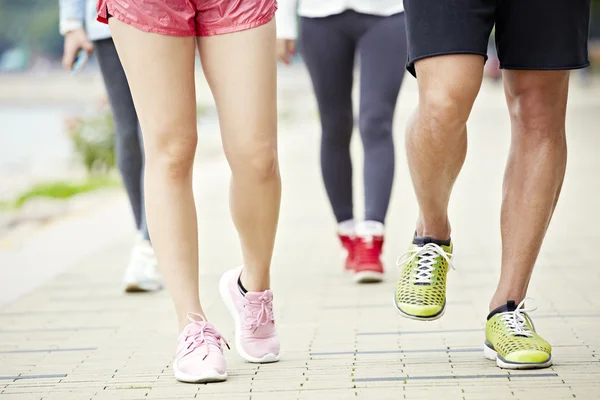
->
xmin=404 ymin=0 xmax=591 ymax=77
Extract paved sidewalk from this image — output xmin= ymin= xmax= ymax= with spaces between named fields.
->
xmin=1 ymin=67 xmax=600 ymax=400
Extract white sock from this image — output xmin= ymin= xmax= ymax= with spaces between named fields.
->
xmin=355 ymin=220 xmax=385 ymax=237
xmin=337 ymin=219 xmax=355 ymax=236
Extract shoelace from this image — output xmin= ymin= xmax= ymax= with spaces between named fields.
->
xmin=396 ymin=243 xmax=454 ymax=284
xmin=243 ymin=291 xmax=275 ymax=332
xmin=355 ymin=236 xmax=382 ymax=264
xmin=182 ymin=313 xmax=229 ymax=359
xmin=500 ymin=298 xmax=537 ymax=338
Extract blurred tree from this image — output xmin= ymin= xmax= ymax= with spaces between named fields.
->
xmin=592 ymin=0 xmax=600 ymax=38
xmin=0 ymin=0 xmax=62 ymax=60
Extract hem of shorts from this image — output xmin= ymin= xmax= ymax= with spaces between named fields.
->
xmin=196 ymin=12 xmax=275 ymax=37
xmin=107 ymin=7 xmax=196 ymax=36
xmin=500 ymin=61 xmax=591 ymax=71
xmin=407 ymin=51 xmax=488 ymax=77
xmin=408 ymin=50 xmax=488 ymax=66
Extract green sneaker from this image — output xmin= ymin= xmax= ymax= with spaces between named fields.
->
xmin=484 ymin=299 xmax=552 ymax=369
xmin=394 ymin=237 xmax=454 ymax=320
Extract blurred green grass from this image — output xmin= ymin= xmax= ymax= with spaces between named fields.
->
xmin=0 ymin=177 xmax=120 ymax=210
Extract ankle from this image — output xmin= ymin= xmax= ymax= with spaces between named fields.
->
xmin=489 ymin=291 xmax=526 ymax=312
xmin=240 ymin=267 xmax=270 ymax=292
xmin=178 ymin=309 xmax=206 ymax=331
xmin=416 ymin=215 xmax=451 ymax=240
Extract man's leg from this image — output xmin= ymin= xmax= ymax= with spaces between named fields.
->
xmin=491 ymin=70 xmax=569 ymax=310
xmin=489 ymin=0 xmax=590 ymax=310
xmin=483 ymin=73 xmax=568 ymax=371
xmin=395 ymin=55 xmax=484 ymax=320
xmin=482 ymin=0 xmax=589 ymax=370
xmin=407 ymin=55 xmax=482 ymax=240
xmin=395 ymin=0 xmax=495 ymax=320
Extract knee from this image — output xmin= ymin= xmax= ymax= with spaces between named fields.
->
xmin=145 ymin=126 xmax=197 ymax=181
xmin=419 ymin=88 xmax=471 ymax=132
xmin=359 ymin=108 xmax=394 ymax=145
xmin=228 ymin=142 xmax=279 ymax=182
xmin=507 ymin=89 xmax=565 ymax=140
xmin=505 ymin=72 xmax=569 ymax=142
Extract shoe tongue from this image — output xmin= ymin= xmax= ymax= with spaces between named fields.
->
xmin=487 ymin=300 xmax=517 ymax=320
xmin=245 ymin=290 xmax=273 ymax=302
xmin=184 ymin=320 xmax=208 ymax=335
xmin=412 ymin=234 xmax=451 ymax=247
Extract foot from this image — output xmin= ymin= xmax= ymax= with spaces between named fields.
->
xmin=219 ymin=267 xmax=280 ymax=363
xmin=353 ymin=221 xmax=384 ymax=283
xmin=484 ymin=299 xmax=552 ymax=369
xmin=338 ymin=220 xmax=356 ymax=272
xmin=394 ymin=236 xmax=454 ymax=320
xmin=123 ymin=238 xmax=163 ymax=293
xmin=173 ymin=313 xmax=229 ymax=383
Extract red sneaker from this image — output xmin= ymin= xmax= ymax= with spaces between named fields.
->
xmin=353 ymin=221 xmax=384 ymax=283
xmin=339 ymin=234 xmax=356 ymax=272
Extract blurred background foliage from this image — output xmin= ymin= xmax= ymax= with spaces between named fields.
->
xmin=0 ymin=0 xmax=63 ymax=62
xmin=0 ymin=0 xmax=600 ymax=71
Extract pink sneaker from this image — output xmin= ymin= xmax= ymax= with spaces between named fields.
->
xmin=219 ymin=267 xmax=280 ymax=363
xmin=173 ymin=313 xmax=229 ymax=383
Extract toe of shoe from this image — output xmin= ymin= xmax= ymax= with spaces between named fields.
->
xmin=504 ymin=350 xmax=551 ymax=364
xmin=396 ymin=302 xmax=443 ymax=318
xmin=241 ymin=335 xmax=280 ymax=361
xmin=176 ymin=353 xmax=226 ymax=376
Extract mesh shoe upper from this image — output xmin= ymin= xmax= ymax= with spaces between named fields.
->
xmin=486 ymin=300 xmax=551 ymax=363
xmin=395 ymin=237 xmax=453 ymax=317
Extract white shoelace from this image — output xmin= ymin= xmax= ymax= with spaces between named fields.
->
xmin=499 ymin=298 xmax=537 ymax=337
xmin=396 ymin=243 xmax=454 ymax=284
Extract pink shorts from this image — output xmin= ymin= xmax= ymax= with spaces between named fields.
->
xmin=97 ymin=0 xmax=277 ymax=37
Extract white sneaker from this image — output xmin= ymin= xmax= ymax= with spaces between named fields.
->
xmin=123 ymin=238 xmax=163 ymax=293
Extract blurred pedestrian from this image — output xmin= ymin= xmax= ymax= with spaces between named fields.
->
xmin=95 ymin=0 xmax=281 ymax=384
xmin=59 ymin=0 xmax=163 ymax=293
xmin=394 ymin=0 xmax=591 ymax=370
xmin=277 ymin=0 xmax=407 ymax=283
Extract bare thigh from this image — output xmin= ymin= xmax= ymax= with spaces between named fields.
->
xmin=196 ymin=20 xmax=277 ymax=170
xmin=108 ymin=19 xmax=198 ymax=154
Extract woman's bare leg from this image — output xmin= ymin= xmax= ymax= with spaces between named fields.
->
xmin=197 ymin=20 xmax=280 ymax=291
xmin=109 ymin=19 xmax=202 ymax=330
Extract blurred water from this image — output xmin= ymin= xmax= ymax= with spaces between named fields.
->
xmin=0 ymin=104 xmax=85 ymax=199
xmin=0 ymin=105 xmax=75 ymax=170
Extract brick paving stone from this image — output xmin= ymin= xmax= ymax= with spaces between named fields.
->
xmin=1 ymin=69 xmax=600 ymax=400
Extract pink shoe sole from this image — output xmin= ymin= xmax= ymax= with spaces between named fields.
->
xmin=173 ymin=361 xmax=227 ymax=383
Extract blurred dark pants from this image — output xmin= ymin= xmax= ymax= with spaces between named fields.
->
xmin=300 ymin=11 xmax=407 ymax=224
xmin=94 ymin=38 xmax=149 ymax=240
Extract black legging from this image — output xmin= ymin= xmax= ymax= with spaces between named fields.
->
xmin=94 ymin=38 xmax=149 ymax=240
xmin=300 ymin=10 xmax=407 ymax=224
